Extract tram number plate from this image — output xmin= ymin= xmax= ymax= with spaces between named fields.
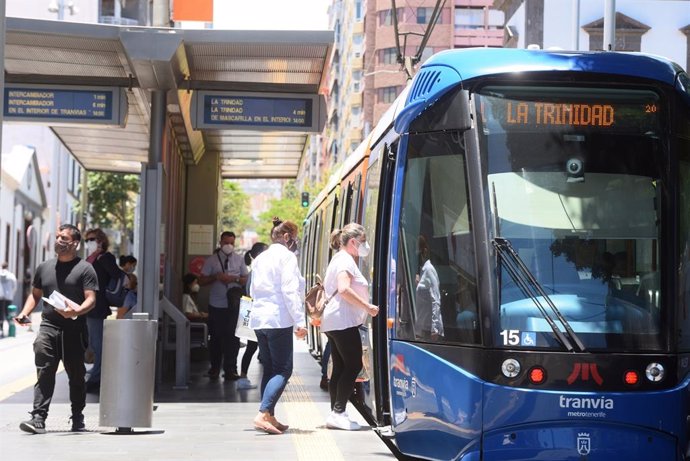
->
xmin=500 ymin=329 xmax=536 ymax=346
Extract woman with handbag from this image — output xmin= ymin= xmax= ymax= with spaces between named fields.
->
xmin=321 ymin=223 xmax=379 ymax=430
xmin=249 ymin=218 xmax=307 ymax=434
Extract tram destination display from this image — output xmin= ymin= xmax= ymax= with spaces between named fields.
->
xmin=3 ymin=84 xmax=128 ymax=126
xmin=191 ymin=91 xmax=325 ymax=132
xmin=480 ymin=87 xmax=660 ymax=133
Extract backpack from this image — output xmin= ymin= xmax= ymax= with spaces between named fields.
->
xmin=105 ymin=269 xmax=128 ymax=306
xmin=305 ymin=275 xmax=337 ymax=320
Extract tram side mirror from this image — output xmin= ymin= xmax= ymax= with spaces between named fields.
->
xmin=566 ymin=158 xmax=585 ymax=183
xmin=409 ymin=88 xmax=472 ymax=133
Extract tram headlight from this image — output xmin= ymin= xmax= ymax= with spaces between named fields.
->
xmin=501 ymin=358 xmax=521 ymax=378
xmin=645 ymin=362 xmax=665 ymax=382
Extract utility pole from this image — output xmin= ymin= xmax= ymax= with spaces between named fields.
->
xmin=603 ymin=0 xmax=616 ymax=51
xmin=571 ymin=0 xmax=580 ymax=51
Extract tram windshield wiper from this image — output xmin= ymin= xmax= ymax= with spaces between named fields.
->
xmin=492 ymin=237 xmax=586 ymax=352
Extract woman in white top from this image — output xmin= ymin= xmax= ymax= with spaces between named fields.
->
xmin=249 ymin=218 xmax=307 ymax=434
xmin=321 ymin=223 xmax=379 ymax=431
xmin=181 ymin=273 xmax=207 ymax=322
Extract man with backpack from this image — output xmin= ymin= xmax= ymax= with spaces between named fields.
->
xmin=83 ymin=228 xmax=125 ymax=393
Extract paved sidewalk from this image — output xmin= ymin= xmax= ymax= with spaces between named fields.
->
xmin=0 ymin=333 xmax=399 ymax=461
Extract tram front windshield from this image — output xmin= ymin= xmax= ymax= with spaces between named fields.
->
xmin=477 ymin=85 xmax=664 ymax=351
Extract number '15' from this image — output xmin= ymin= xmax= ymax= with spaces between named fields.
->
xmin=500 ymin=329 xmax=520 ymax=346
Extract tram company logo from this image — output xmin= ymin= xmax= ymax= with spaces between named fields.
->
xmin=559 ymin=395 xmax=612 ymax=418
xmin=577 ymin=432 xmax=591 ymax=455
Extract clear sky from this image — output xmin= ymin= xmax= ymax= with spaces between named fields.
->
xmin=213 ymin=0 xmax=331 ymax=30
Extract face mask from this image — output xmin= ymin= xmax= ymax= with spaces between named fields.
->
xmin=357 ymin=241 xmax=371 ymax=258
xmin=85 ymin=241 xmax=97 ymax=254
xmin=221 ymin=244 xmax=234 ymax=254
xmin=191 ymin=284 xmax=200 ymax=293
xmin=124 ymin=266 xmax=135 ymax=274
xmin=54 ymin=241 xmax=73 ymax=255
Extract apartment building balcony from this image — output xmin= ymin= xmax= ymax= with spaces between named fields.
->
xmin=454 ymin=27 xmax=504 ymax=47
xmin=349 ymin=127 xmax=363 ymax=141
xmin=349 ymin=91 xmax=363 ymax=107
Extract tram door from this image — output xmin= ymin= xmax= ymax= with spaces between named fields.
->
xmin=358 ymin=143 xmax=393 ymax=424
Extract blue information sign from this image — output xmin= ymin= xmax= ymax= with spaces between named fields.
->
xmin=3 ymin=85 xmax=127 ymax=126
xmin=202 ymin=95 xmax=312 ymax=128
xmin=191 ymin=91 xmax=325 ymax=132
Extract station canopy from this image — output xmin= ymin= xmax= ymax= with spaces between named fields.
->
xmin=4 ymin=17 xmax=332 ymax=178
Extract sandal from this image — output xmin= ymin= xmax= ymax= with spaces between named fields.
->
xmin=253 ymin=419 xmax=282 ymax=435
xmin=268 ymin=416 xmax=289 ymax=432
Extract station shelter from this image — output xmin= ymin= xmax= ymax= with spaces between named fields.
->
xmin=2 ymin=17 xmax=332 ymax=386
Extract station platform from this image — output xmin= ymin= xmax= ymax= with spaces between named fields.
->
xmin=0 ymin=328 xmax=400 ymax=461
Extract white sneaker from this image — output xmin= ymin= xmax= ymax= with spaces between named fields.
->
xmin=237 ymin=378 xmax=257 ymax=390
xmin=325 ymin=411 xmax=360 ymax=430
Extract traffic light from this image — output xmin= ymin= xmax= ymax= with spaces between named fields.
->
xmin=301 ymin=192 xmax=310 ymax=208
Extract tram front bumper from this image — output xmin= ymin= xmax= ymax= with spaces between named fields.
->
xmin=481 ymin=420 xmax=680 ymax=461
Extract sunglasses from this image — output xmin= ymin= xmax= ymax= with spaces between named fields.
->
xmin=85 ymin=238 xmax=96 ymax=242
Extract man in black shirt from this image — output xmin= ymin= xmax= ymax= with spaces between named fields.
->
xmin=14 ymin=224 xmax=98 ymax=434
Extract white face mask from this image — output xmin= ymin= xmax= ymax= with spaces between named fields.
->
xmin=85 ymin=241 xmax=97 ymax=254
xmin=191 ymin=284 xmax=200 ymax=293
xmin=357 ymin=240 xmax=371 ymax=258
xmin=221 ymin=244 xmax=234 ymax=254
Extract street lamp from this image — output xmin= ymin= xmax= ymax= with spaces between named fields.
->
xmin=48 ymin=0 xmax=79 ymax=20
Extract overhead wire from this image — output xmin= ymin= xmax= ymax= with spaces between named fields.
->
xmin=391 ymin=0 xmax=446 ymax=79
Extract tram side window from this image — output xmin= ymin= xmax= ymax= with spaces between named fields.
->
xmin=395 ymin=132 xmax=480 ymax=344
xmin=678 ymin=139 xmax=690 ymax=349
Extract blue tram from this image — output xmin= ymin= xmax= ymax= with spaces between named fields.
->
xmin=301 ymin=48 xmax=690 ymax=460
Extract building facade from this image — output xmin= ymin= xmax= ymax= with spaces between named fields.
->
xmin=300 ymin=0 xmax=504 ymax=187
xmin=494 ymin=0 xmax=690 ymax=70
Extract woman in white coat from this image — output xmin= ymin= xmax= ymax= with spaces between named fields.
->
xmin=249 ymin=218 xmax=307 ymax=434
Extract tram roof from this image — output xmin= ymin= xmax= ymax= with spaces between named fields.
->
xmin=4 ymin=17 xmax=333 ymax=178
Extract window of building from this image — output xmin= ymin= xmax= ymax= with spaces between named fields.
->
xmin=377 ymin=86 xmax=399 ymax=104
xmin=355 ymin=0 xmax=363 ymax=20
xmin=417 ymin=7 xmax=442 ymax=25
xmin=455 ymin=7 xmax=484 ymax=29
xmin=379 ymin=8 xmax=403 ymax=26
xmin=379 ymin=47 xmax=398 ymax=65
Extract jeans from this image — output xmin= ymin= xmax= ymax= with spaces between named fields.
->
xmin=325 ymin=326 xmax=362 ymax=413
xmin=86 ymin=317 xmax=104 ymax=384
xmin=32 ymin=324 xmax=88 ymax=419
xmin=321 ymin=341 xmax=331 ymax=378
xmin=255 ymin=326 xmax=293 ymax=415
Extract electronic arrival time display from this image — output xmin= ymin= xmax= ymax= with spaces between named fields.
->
xmin=479 ymin=87 xmax=660 ymax=133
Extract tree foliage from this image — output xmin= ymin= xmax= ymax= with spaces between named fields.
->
xmin=80 ymin=172 xmax=139 ymax=254
xmin=219 ymin=180 xmax=253 ymax=234
xmin=256 ymin=179 xmax=326 ymax=241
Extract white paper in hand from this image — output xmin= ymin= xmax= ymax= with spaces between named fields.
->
xmin=42 ymin=290 xmax=77 ymax=319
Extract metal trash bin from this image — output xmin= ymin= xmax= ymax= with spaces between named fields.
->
xmin=99 ymin=314 xmax=157 ymax=431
